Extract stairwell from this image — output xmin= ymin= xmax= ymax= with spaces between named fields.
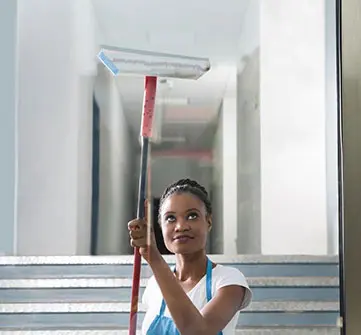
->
xmin=0 ymin=255 xmax=340 ymax=334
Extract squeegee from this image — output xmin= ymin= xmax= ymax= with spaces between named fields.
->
xmin=98 ymin=45 xmax=210 ymax=335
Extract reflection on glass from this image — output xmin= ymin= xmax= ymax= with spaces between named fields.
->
xmin=91 ymin=0 xmax=339 ymax=258
xmin=0 ymin=0 xmax=342 ymax=334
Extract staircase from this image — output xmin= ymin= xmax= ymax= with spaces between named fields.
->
xmin=0 ymin=255 xmax=340 ymax=334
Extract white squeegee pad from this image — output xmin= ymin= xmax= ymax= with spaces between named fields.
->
xmin=98 ymin=46 xmax=210 ymax=80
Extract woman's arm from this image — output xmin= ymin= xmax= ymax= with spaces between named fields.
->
xmin=149 ymin=253 xmax=245 ymax=335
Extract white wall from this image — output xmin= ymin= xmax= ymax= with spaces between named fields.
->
xmin=222 ymin=97 xmax=238 ymax=255
xmin=260 ymin=0 xmax=328 ymax=254
xmin=235 ymin=0 xmax=261 ymax=255
xmin=212 ymin=95 xmax=243 ymax=255
xmin=211 ymin=110 xmax=223 ymax=254
xmin=16 ymin=0 xmax=96 ymax=255
xmin=233 ymin=0 xmax=336 ymax=255
xmin=0 ymin=0 xmax=17 ymax=255
xmin=237 ymin=0 xmax=260 ymax=72
xmin=95 ymin=67 xmax=135 ymax=255
xmin=236 ymin=49 xmax=261 ymax=254
xmin=148 ymin=156 xmax=212 ymax=198
xmin=325 ymin=0 xmax=339 ymax=255
xmin=232 ymin=0 xmax=261 ymax=254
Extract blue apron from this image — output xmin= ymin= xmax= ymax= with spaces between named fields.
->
xmin=146 ymin=257 xmax=223 ymax=335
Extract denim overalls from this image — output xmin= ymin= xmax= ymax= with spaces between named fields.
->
xmin=146 ymin=257 xmax=223 ymax=335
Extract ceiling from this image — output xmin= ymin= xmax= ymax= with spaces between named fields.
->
xmin=91 ymin=0 xmax=251 ymax=151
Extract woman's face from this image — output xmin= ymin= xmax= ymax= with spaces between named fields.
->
xmin=159 ymin=192 xmax=211 ymax=254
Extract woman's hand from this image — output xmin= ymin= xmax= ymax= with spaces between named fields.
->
xmin=128 ymin=217 xmax=160 ymax=263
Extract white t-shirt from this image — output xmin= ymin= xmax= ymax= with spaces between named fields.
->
xmin=141 ymin=264 xmax=252 ymax=335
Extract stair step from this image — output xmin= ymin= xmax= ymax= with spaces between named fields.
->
xmin=0 ymin=313 xmax=340 ymax=329
xmin=0 ymin=287 xmax=339 ymax=303
xmin=0 ymin=327 xmax=341 ymax=334
xmin=0 ymin=301 xmax=339 ymax=328
xmin=0 ymin=276 xmax=339 ymax=288
xmin=0 ymin=255 xmax=340 ymax=330
xmin=0 ymin=255 xmax=339 ymax=265
xmin=0 ymin=255 xmax=339 ymax=279
xmin=0 ymin=277 xmax=339 ymax=303
xmin=0 ymin=301 xmax=339 ymax=313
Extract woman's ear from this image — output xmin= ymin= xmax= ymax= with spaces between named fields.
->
xmin=207 ymin=215 xmax=212 ymax=232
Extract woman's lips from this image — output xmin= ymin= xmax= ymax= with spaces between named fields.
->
xmin=173 ymin=235 xmax=193 ymax=243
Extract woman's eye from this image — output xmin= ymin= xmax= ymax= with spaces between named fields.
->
xmin=165 ymin=215 xmax=176 ymax=223
xmin=187 ymin=213 xmax=198 ymax=220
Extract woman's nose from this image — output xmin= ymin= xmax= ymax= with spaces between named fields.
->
xmin=175 ymin=218 xmax=190 ymax=231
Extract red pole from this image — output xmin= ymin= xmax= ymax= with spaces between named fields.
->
xmin=128 ymin=76 xmax=157 ymax=335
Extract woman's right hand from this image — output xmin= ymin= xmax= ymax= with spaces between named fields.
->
xmin=128 ymin=218 xmax=160 ymax=263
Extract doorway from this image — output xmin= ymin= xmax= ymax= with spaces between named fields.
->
xmin=90 ymin=96 xmax=100 ymax=255
xmin=152 ymin=198 xmax=172 ymax=255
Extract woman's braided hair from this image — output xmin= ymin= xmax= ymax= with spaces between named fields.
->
xmin=158 ymin=178 xmax=212 ymax=222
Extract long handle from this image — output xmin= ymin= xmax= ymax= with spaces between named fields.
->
xmin=129 ymin=76 xmax=157 ymax=335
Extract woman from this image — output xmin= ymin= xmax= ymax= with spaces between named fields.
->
xmin=128 ymin=178 xmax=252 ymax=335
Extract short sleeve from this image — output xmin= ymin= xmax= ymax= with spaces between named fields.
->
xmin=214 ymin=266 xmax=252 ymax=310
xmin=142 ymin=275 xmax=155 ymax=307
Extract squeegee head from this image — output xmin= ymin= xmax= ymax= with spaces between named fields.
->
xmin=98 ymin=45 xmax=210 ymax=80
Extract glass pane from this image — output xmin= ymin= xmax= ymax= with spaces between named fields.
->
xmin=0 ymin=0 xmax=343 ymax=333
xmin=0 ymin=1 xmax=339 ymax=258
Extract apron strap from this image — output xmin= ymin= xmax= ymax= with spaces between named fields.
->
xmin=206 ymin=257 xmax=213 ymax=302
xmin=158 ymin=258 xmax=213 ymax=315
xmin=159 ymin=298 xmax=167 ymax=316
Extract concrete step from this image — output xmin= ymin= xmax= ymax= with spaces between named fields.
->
xmin=0 ymin=327 xmax=341 ymax=334
xmin=0 ymin=301 xmax=340 ymax=329
xmin=0 ymin=255 xmax=339 ymax=265
xmin=0 ymin=255 xmax=340 ymax=330
xmin=0 ymin=277 xmax=339 ymax=303
xmin=0 ymin=276 xmax=339 ymax=288
xmin=0 ymin=255 xmax=339 ymax=279
xmin=0 ymin=301 xmax=340 ymax=313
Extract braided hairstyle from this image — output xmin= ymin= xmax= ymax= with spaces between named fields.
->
xmin=158 ymin=178 xmax=212 ymax=222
